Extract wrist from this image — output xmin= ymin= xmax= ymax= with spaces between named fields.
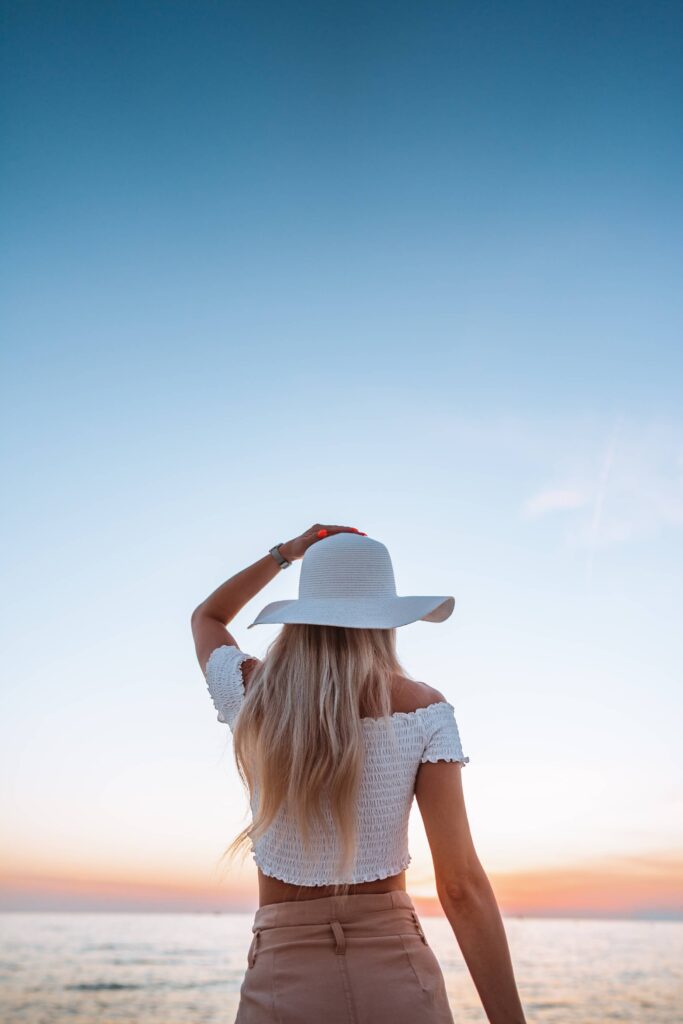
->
xmin=277 ymin=541 xmax=296 ymax=563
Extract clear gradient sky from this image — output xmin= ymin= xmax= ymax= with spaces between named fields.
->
xmin=1 ymin=1 xmax=681 ymax=918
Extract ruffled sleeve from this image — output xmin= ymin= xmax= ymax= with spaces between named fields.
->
xmin=420 ymin=702 xmax=469 ymax=766
xmin=204 ymin=645 xmax=255 ymax=729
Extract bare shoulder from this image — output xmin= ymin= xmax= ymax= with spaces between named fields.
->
xmin=391 ymin=674 xmax=448 ymax=714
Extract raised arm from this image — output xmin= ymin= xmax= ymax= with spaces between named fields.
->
xmin=191 ymin=549 xmax=284 ymax=673
xmin=190 ymin=523 xmax=363 ymax=672
xmin=415 ymin=761 xmax=527 ymax=1024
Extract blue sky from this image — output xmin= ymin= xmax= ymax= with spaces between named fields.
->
xmin=1 ymin=1 xmax=681 ymax=914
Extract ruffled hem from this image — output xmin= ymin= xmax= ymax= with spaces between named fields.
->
xmin=251 ymin=851 xmax=413 ymax=887
xmin=420 ymin=754 xmax=470 ymax=765
xmin=361 ymin=700 xmax=455 ymax=725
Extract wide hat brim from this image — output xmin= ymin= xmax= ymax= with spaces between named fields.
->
xmin=247 ymin=595 xmax=455 ymax=630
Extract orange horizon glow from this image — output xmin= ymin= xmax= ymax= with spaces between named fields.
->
xmin=1 ymin=849 xmax=681 ymax=919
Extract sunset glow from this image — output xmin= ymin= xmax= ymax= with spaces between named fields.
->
xmin=2 ymin=1 xmax=681 ymax=923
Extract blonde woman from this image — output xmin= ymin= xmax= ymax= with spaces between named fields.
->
xmin=191 ymin=524 xmax=527 ymax=1024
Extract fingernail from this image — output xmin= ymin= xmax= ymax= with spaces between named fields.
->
xmin=317 ymin=529 xmax=328 ymax=538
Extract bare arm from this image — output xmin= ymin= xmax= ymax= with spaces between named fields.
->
xmin=415 ymin=759 xmax=527 ymax=1024
xmin=190 ymin=523 xmax=364 ymax=672
xmin=191 ymin=550 xmax=284 ymax=672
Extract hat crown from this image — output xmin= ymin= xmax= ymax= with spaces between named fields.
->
xmin=299 ymin=533 xmax=397 ymax=599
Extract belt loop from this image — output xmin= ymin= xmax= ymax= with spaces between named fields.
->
xmin=330 ymin=919 xmax=346 ymax=955
xmin=248 ymin=928 xmax=261 ymax=968
xmin=411 ymin=910 xmax=428 ymax=945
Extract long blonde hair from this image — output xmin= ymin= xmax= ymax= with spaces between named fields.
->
xmin=222 ymin=623 xmax=410 ymax=893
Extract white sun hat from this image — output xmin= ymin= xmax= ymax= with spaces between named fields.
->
xmin=247 ymin=532 xmax=455 ymax=630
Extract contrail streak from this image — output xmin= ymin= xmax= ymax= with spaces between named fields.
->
xmin=586 ymin=416 xmax=623 ymax=584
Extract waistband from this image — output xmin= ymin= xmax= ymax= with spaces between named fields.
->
xmin=253 ymin=889 xmax=416 ymax=930
xmin=247 ymin=891 xmax=427 ymax=968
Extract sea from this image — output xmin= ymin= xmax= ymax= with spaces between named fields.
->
xmin=0 ymin=912 xmax=681 ymax=1023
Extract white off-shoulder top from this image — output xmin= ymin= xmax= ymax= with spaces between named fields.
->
xmin=204 ymin=644 xmax=469 ymax=886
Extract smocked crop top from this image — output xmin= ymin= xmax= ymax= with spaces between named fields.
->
xmin=204 ymin=644 xmax=469 ymax=886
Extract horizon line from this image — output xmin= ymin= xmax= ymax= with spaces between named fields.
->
xmin=1 ymin=907 xmax=682 ymax=922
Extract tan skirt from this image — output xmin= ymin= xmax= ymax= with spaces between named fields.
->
xmin=234 ymin=890 xmax=455 ymax=1024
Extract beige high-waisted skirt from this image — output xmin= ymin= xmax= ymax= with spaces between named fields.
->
xmin=234 ymin=890 xmax=455 ymax=1023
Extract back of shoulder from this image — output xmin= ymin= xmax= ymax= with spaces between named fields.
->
xmin=393 ymin=675 xmax=448 ymax=714
xmin=421 ymin=684 xmax=449 ymax=708
xmin=401 ymin=681 xmax=469 ymax=767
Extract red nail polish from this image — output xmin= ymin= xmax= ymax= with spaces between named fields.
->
xmin=317 ymin=529 xmax=328 ymax=538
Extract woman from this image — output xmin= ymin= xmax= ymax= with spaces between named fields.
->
xmin=191 ymin=524 xmax=527 ymax=1024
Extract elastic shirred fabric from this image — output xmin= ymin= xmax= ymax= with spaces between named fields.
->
xmin=204 ymin=644 xmax=469 ymax=889
xmin=234 ymin=891 xmax=454 ymax=1024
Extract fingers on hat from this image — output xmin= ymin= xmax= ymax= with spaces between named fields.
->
xmin=317 ymin=526 xmax=364 ymax=538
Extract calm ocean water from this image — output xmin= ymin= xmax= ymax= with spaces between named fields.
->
xmin=0 ymin=912 xmax=681 ymax=1023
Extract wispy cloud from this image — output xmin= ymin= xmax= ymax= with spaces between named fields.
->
xmin=522 ymin=487 xmax=589 ymax=518
xmin=521 ymin=418 xmax=683 ymax=557
xmin=585 ymin=416 xmax=623 ymax=581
